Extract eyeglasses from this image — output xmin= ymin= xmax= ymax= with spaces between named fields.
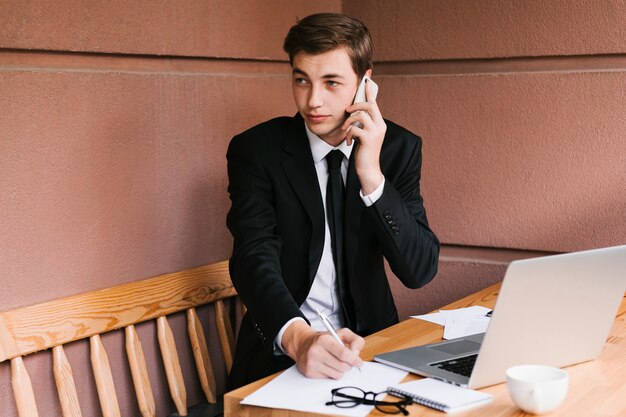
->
xmin=326 ymin=386 xmax=413 ymax=415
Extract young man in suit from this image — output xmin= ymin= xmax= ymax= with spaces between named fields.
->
xmin=226 ymin=13 xmax=440 ymax=389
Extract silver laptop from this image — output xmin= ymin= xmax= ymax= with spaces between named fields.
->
xmin=374 ymin=245 xmax=626 ymax=389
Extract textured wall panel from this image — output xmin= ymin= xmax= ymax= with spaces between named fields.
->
xmin=346 ymin=0 xmax=626 ymax=61
xmin=390 ymin=258 xmax=506 ymax=320
xmin=0 ymin=0 xmax=340 ymax=58
xmin=389 ymin=246 xmax=552 ymax=320
xmin=0 ymin=69 xmax=294 ymax=312
xmin=377 ymin=71 xmax=626 ymax=252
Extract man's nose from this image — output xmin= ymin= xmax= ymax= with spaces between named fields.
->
xmin=308 ymin=84 xmax=324 ymax=108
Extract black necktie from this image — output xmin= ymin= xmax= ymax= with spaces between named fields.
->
xmin=325 ymin=150 xmax=355 ymax=328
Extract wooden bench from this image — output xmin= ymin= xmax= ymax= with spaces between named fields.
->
xmin=0 ymin=260 xmax=240 ymax=417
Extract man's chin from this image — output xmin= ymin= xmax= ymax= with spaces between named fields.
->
xmin=307 ymin=125 xmax=329 ymax=137
xmin=306 ymin=123 xmax=344 ymax=144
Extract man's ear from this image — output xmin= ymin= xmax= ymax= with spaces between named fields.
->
xmin=365 ymin=69 xmax=373 ymax=79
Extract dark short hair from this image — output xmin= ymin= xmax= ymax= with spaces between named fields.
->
xmin=283 ymin=13 xmax=373 ymax=78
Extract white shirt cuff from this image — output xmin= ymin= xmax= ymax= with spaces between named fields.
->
xmin=360 ymin=177 xmax=385 ymax=207
xmin=274 ymin=317 xmax=307 ymax=355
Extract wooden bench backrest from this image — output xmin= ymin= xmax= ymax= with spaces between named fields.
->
xmin=0 ymin=260 xmax=239 ymax=417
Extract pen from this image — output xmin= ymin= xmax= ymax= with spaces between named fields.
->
xmin=315 ymin=309 xmax=344 ymax=345
xmin=314 ymin=309 xmax=362 ymax=372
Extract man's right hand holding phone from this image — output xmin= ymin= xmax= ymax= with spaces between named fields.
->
xmin=344 ymin=77 xmax=387 ymax=196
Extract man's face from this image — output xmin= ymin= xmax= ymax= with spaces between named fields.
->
xmin=292 ymin=48 xmax=366 ymax=146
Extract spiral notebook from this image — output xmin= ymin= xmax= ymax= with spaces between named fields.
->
xmin=388 ymin=378 xmax=492 ymax=413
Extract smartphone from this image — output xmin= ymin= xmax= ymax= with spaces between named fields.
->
xmin=353 ymin=76 xmax=379 ymax=105
xmin=351 ymin=77 xmax=379 ymax=129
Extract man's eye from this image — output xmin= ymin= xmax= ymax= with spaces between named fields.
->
xmin=327 ymin=81 xmax=339 ymax=87
xmin=295 ymin=78 xmax=308 ymax=86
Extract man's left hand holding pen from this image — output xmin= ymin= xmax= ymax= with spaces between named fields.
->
xmin=281 ymin=315 xmax=365 ymax=379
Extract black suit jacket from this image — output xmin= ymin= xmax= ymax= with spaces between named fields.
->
xmin=226 ymin=113 xmax=439 ymax=388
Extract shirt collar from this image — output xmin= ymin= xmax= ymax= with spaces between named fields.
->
xmin=305 ymin=123 xmax=353 ymax=164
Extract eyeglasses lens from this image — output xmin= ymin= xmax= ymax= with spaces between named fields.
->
xmin=373 ymin=391 xmax=410 ymax=414
xmin=332 ymin=387 xmax=367 ymax=408
xmin=329 ymin=386 xmax=410 ymax=414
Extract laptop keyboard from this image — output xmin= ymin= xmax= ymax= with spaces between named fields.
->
xmin=430 ymin=354 xmax=478 ymax=377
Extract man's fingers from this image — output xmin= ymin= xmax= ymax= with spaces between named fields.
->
xmin=341 ymin=112 xmax=377 ymax=138
xmin=344 ymin=124 xmax=365 ymax=144
xmin=327 ymin=346 xmax=362 ymax=371
xmin=367 ymin=100 xmax=383 ymax=123
xmin=343 ymin=111 xmax=374 ymax=132
xmin=318 ymin=362 xmax=346 ymax=379
xmin=346 ymin=102 xmax=371 ymax=115
xmin=295 ymin=331 xmax=365 ymax=380
xmin=318 ymin=333 xmax=364 ymax=370
xmin=337 ymin=327 xmax=363 ymax=345
xmin=347 ymin=336 xmax=365 ymax=354
xmin=297 ymin=360 xmax=344 ymax=379
xmin=347 ymin=100 xmax=382 ymax=122
xmin=336 ymin=329 xmax=365 ymax=367
xmin=299 ymin=335 xmax=354 ymax=377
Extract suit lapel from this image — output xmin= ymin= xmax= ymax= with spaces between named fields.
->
xmin=281 ymin=115 xmax=325 ymax=285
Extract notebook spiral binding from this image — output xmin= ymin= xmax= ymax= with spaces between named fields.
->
xmin=388 ymin=387 xmax=448 ymax=412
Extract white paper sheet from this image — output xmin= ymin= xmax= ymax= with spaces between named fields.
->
xmin=412 ymin=306 xmax=492 ymax=340
xmin=411 ymin=311 xmax=446 ymax=326
xmin=240 ymin=361 xmax=408 ymax=417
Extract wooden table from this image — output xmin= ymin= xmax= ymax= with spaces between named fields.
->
xmin=225 ymin=283 xmax=626 ymax=416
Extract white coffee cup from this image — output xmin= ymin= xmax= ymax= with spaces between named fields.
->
xmin=506 ymin=365 xmax=569 ymax=414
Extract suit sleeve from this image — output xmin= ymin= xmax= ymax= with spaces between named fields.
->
xmin=364 ymin=132 xmax=440 ymax=289
xmin=226 ymin=133 xmax=306 ymax=352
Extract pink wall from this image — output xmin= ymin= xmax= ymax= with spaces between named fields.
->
xmin=0 ymin=2 xmax=339 ymax=416
xmin=344 ymin=0 xmax=626 ymax=319
xmin=384 ymin=73 xmax=626 ymax=252
xmin=2 ymin=1 xmax=625 ymax=415
xmin=347 ymin=0 xmax=626 ymax=60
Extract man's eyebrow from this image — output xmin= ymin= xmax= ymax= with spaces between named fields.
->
xmin=321 ymin=73 xmax=345 ymax=80
xmin=292 ymin=68 xmax=346 ymax=79
xmin=292 ymin=68 xmax=308 ymax=76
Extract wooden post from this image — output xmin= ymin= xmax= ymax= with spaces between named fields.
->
xmin=53 ymin=346 xmax=83 ymax=417
xmin=11 ymin=356 xmax=39 ymax=417
xmin=157 ymin=316 xmax=187 ymax=416
xmin=90 ymin=335 xmax=121 ymax=417
xmin=215 ymin=299 xmax=235 ymax=372
xmin=187 ymin=308 xmax=217 ymax=403
xmin=126 ymin=325 xmax=156 ymax=417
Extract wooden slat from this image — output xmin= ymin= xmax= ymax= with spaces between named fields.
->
xmin=11 ymin=356 xmax=39 ymax=417
xmin=0 ymin=316 xmax=17 ymax=361
xmin=90 ymin=335 xmax=121 ymax=417
xmin=157 ymin=316 xmax=187 ymax=416
xmin=52 ymin=346 xmax=83 ymax=417
xmin=187 ymin=308 xmax=217 ymax=403
xmin=0 ymin=260 xmax=235 ymax=360
xmin=125 ymin=325 xmax=156 ymax=417
xmin=215 ymin=299 xmax=235 ymax=373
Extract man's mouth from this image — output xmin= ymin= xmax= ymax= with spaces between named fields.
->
xmin=306 ymin=114 xmax=329 ymax=123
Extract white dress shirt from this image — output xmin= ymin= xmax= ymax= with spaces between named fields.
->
xmin=275 ymin=124 xmax=385 ymax=352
